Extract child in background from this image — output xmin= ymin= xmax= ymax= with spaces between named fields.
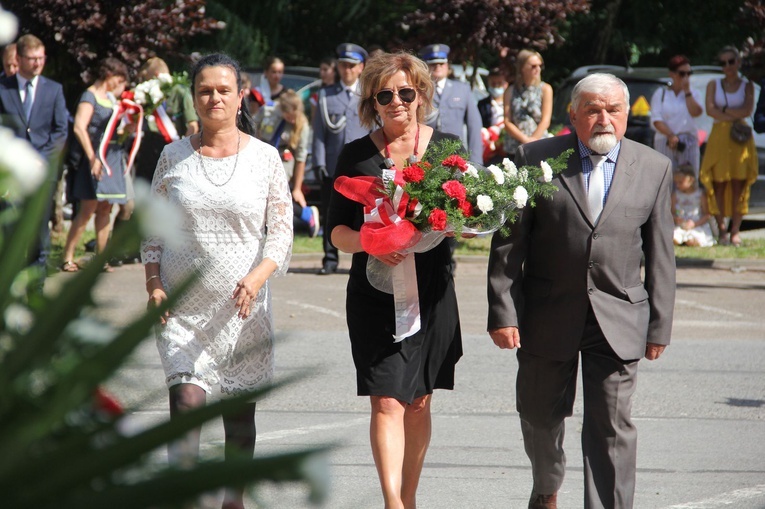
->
xmin=672 ymin=164 xmax=715 ymax=247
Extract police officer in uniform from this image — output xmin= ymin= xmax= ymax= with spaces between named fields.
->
xmin=312 ymin=43 xmax=369 ymax=275
xmin=418 ymin=44 xmax=483 ymax=164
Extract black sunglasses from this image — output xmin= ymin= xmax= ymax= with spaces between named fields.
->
xmin=676 ymin=70 xmax=693 ymax=77
xmin=720 ymin=57 xmax=737 ymax=66
xmin=375 ymin=88 xmax=417 ymax=106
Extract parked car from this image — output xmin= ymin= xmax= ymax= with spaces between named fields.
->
xmin=551 ymin=65 xmax=765 ymax=213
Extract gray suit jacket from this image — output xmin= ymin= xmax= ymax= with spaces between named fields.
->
xmin=427 ymin=79 xmax=483 ymax=164
xmin=0 ymin=74 xmax=68 ymax=166
xmin=312 ymin=83 xmax=368 ymax=178
xmin=487 ymin=134 xmax=676 ymax=361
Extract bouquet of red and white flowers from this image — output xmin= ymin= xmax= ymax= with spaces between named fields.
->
xmin=335 ymin=138 xmax=570 ymax=257
xmin=333 ymin=139 xmax=570 ymax=342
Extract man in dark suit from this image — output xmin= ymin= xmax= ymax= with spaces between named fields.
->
xmin=312 ymin=43 xmax=368 ymax=274
xmin=418 ymin=44 xmax=483 ymax=165
xmin=487 ymin=73 xmax=676 ymax=509
xmin=0 ymin=34 xmax=69 ymax=272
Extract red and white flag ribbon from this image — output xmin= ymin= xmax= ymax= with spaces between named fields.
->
xmin=153 ymin=104 xmax=179 ymax=143
xmin=98 ymin=97 xmax=144 ymax=177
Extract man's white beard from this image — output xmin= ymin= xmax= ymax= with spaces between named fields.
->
xmin=589 ymin=133 xmax=618 ymax=154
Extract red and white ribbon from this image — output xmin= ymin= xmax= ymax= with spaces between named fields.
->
xmin=153 ymin=104 xmax=179 ymax=143
xmin=98 ymin=97 xmax=144 ymax=176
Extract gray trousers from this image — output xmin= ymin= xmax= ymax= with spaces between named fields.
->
xmin=516 ymin=307 xmax=639 ymax=508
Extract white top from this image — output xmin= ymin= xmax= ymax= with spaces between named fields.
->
xmin=141 ymin=136 xmax=293 ymax=394
xmin=714 ymin=77 xmax=748 ymax=115
xmin=650 ymin=86 xmax=702 ymax=136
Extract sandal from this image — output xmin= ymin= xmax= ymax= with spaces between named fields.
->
xmin=730 ymin=233 xmax=742 ymax=247
xmin=60 ymin=261 xmax=80 ymax=272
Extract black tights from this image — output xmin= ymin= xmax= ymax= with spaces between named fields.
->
xmin=168 ymin=384 xmax=256 ymax=508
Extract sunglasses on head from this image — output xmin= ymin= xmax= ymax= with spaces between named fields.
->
xmin=675 ymin=70 xmax=693 ymax=77
xmin=375 ymin=88 xmax=417 ymax=106
xmin=720 ymin=57 xmax=737 ymax=66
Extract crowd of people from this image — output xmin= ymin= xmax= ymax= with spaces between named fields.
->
xmin=0 ymin=32 xmax=762 ymax=509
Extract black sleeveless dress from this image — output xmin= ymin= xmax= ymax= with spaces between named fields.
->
xmin=327 ymin=131 xmax=463 ymax=404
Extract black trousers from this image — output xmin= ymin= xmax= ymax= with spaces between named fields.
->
xmin=320 ymin=175 xmax=338 ymax=267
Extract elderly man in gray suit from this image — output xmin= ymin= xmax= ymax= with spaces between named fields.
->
xmin=487 ymin=73 xmax=676 ymax=509
xmin=312 ymin=43 xmax=369 ymax=274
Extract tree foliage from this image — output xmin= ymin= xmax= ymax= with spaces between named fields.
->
xmin=5 ymin=0 xmax=222 ymax=104
xmin=400 ymin=0 xmax=590 ymax=71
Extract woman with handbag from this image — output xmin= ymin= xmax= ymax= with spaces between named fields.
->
xmin=699 ymin=46 xmax=758 ymax=246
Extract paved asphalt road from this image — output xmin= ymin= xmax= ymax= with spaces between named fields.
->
xmin=58 ymin=252 xmax=765 ymax=509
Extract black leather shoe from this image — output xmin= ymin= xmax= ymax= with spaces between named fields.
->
xmin=318 ymin=263 xmax=337 ymax=275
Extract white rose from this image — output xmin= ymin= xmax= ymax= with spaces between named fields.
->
xmin=502 ymin=158 xmax=517 ymax=178
xmin=134 ymin=89 xmax=147 ymax=105
xmin=513 ymin=186 xmax=529 ymax=208
xmin=149 ymin=84 xmax=164 ymax=104
xmin=0 ymin=127 xmax=47 ymax=197
xmin=476 ymin=194 xmax=494 ymax=213
xmin=465 ymin=164 xmax=479 ymax=178
xmin=157 ymin=73 xmax=173 ymax=85
xmin=0 ymin=8 xmax=18 ymax=45
xmin=487 ymin=164 xmax=505 ymax=185
xmin=541 ymin=161 xmax=553 ymax=182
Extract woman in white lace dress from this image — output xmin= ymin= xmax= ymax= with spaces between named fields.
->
xmin=142 ymin=54 xmax=292 ymax=509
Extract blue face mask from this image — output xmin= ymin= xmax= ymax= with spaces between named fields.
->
xmin=489 ymin=87 xmax=505 ymax=98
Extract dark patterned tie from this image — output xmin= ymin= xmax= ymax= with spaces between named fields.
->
xmin=23 ymin=80 xmax=33 ymax=122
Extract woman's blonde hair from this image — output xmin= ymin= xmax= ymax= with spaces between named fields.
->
xmin=278 ymin=89 xmax=307 ymax=151
xmin=137 ymin=57 xmax=170 ymax=82
xmin=358 ymin=51 xmax=434 ymax=129
xmin=515 ymin=49 xmax=544 ymax=86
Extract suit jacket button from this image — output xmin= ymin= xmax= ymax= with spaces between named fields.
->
xmin=588 ymin=288 xmax=594 ymax=295
xmin=588 ymin=261 xmax=594 ymax=268
xmin=593 ymin=232 xmax=600 ymax=239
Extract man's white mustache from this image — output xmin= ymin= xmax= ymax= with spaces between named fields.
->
xmin=594 ymin=127 xmax=615 ymax=134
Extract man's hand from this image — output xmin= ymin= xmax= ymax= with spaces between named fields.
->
xmin=489 ymin=326 xmax=521 ymax=350
xmin=645 ymin=342 xmax=666 ymax=360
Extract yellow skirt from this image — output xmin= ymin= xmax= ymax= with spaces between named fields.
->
xmin=699 ymin=122 xmax=759 ymax=216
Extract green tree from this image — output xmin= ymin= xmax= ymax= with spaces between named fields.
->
xmin=543 ymin=0 xmax=764 ymax=86
xmin=5 ymin=0 xmax=222 ymax=105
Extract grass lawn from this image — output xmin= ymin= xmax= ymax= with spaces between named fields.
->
xmin=51 ymin=229 xmax=765 ymax=272
xmin=293 ymin=232 xmax=765 ymax=259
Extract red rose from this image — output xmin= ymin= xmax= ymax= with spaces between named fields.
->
xmin=442 ymin=180 xmax=467 ymax=201
xmin=459 ymin=199 xmax=474 ymax=217
xmin=428 ymin=208 xmax=447 ymax=230
xmin=402 ymin=165 xmax=425 ymax=183
xmin=121 ymin=90 xmax=135 ymax=100
xmin=442 ymin=154 xmax=468 ymax=172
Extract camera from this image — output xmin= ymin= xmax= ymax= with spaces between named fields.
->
xmin=676 ymin=141 xmax=686 ymax=152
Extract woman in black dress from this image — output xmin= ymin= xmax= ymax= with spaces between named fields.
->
xmin=327 ymin=51 xmax=463 ymax=509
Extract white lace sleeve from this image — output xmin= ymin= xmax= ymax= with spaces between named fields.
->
xmin=261 ymin=143 xmax=293 ymax=275
xmin=140 ymin=147 xmax=171 ymax=265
